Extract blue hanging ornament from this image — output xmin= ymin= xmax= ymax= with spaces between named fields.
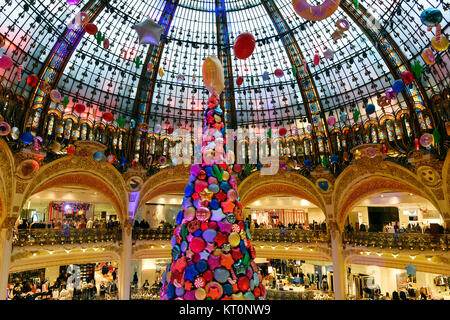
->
xmin=392 ymin=80 xmax=405 ymax=93
xmin=120 ymin=156 xmax=126 ymax=166
xmin=304 ymin=158 xmax=312 ymax=168
xmin=365 ymin=104 xmax=376 ymax=115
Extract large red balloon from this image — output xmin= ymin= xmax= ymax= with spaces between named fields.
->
xmin=236 ymin=76 xmax=243 ymax=86
xmin=233 ymin=33 xmax=255 ymax=60
xmin=74 ymin=103 xmax=86 ymax=114
xmin=102 ymin=111 xmax=113 ymax=122
xmin=401 ymin=71 xmax=414 ymax=85
xmin=84 ymin=23 xmax=98 ymax=35
xmin=27 ymin=74 xmax=39 ymax=87
xmin=279 ymin=127 xmax=287 ymax=136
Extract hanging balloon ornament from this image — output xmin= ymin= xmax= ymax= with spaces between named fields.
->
xmin=159 ymin=156 xmax=167 ymax=166
xmin=0 ymin=49 xmax=13 ymax=70
xmin=19 ymin=132 xmax=33 ymax=144
xmin=327 ymin=116 xmax=336 ymax=126
xmin=274 ymin=68 xmax=284 ymax=78
xmin=134 ymin=56 xmax=143 ymax=69
xmin=411 ymin=60 xmax=425 ymax=79
xmin=202 ymin=56 xmax=225 ymax=95
xmin=233 ymin=33 xmax=256 ymax=60
xmin=192 ymin=73 xmax=196 ymax=83
xmin=385 ymin=88 xmax=397 ymax=100
xmin=377 ymin=96 xmax=391 ymax=109
xmin=15 ymin=65 xmax=24 ymax=82
xmin=353 ymin=108 xmax=360 ymax=122
xmin=93 ymin=151 xmax=104 ymax=161
xmin=106 ymin=154 xmax=116 ymax=164
xmin=421 ymin=48 xmax=436 ymax=66
xmin=132 ymin=17 xmax=164 ymax=46
xmin=27 ymin=74 xmax=39 ymax=87
xmin=74 ymin=103 xmax=86 ymax=114
xmin=50 ymin=90 xmax=62 ymax=103
xmin=332 ymin=19 xmax=350 ymax=41
xmin=392 ymin=79 xmax=405 ymax=94
xmin=382 ymin=144 xmax=387 ymax=155
xmin=313 ymin=52 xmax=320 ymax=66
xmin=365 ymin=104 xmax=375 ymax=116
xmin=93 ymin=31 xmax=105 ymax=46
xmin=236 ymin=76 xmax=243 ymax=86
xmin=84 ymin=23 xmax=98 ymax=35
xmin=366 ymin=147 xmax=377 ymax=158
xmin=262 ymin=71 xmax=269 ymax=81
xmin=120 ymin=48 xmax=128 ymax=62
xmin=422 ymin=9 xmax=449 ymax=52
xmin=77 ymin=12 xmax=90 ymax=26
xmin=323 ymin=48 xmax=335 ymax=60
xmin=158 ymin=67 xmax=164 ymax=77
xmin=340 ymin=111 xmax=348 ymax=122
xmin=102 ymin=111 xmax=114 ymax=122
xmin=292 ymin=0 xmax=340 ymax=21
xmin=414 ymin=138 xmax=420 ymax=151
xmin=67 ymin=0 xmax=81 ymax=6
xmin=401 ymin=71 xmax=414 ymax=85
xmin=419 ymin=133 xmax=434 ymax=148
xmin=103 ymin=38 xmax=110 ymax=50
xmin=0 ymin=121 xmax=11 ymax=136
xmin=279 ymin=127 xmax=287 ymax=136
xmin=154 ymin=123 xmax=162 ymax=134
xmin=177 ymin=74 xmax=185 ymax=82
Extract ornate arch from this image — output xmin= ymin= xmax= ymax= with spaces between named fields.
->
xmin=20 ymin=155 xmax=128 ymax=222
xmin=0 ymin=139 xmax=15 ymax=224
xmin=238 ymin=171 xmax=326 ymax=214
xmin=334 ymin=161 xmax=444 ymax=230
xmin=138 ymin=166 xmax=190 ymax=210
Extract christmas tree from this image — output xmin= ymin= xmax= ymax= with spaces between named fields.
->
xmin=160 ymin=59 xmax=266 ymax=300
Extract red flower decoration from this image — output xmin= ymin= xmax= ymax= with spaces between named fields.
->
xmin=214 ymin=190 xmax=227 ymax=202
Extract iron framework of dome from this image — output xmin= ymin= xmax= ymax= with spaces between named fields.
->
xmin=0 ymin=0 xmax=448 ymax=175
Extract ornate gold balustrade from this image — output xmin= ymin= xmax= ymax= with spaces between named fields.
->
xmin=343 ymin=231 xmax=449 ymax=251
xmin=132 ymin=227 xmax=174 ymax=241
xmin=251 ymin=228 xmax=330 ymax=244
xmin=12 ymin=228 xmax=449 ymax=254
xmin=13 ymin=228 xmax=121 ymax=247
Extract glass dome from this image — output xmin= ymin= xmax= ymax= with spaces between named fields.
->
xmin=0 ymin=0 xmax=448 ymax=172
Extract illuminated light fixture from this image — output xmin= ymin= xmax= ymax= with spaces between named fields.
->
xmin=284 ymin=247 xmax=289 ymax=250
xmin=161 ymin=245 xmax=165 ymax=248
xmin=32 ymin=253 xmax=37 ymax=256
xmin=48 ymin=251 xmax=54 ymax=255
xmin=298 ymin=247 xmax=303 ymax=250
xmin=271 ymin=246 xmax=276 ymax=250
xmin=151 ymin=245 xmax=154 ymax=249
xmin=65 ymin=250 xmax=71 ymax=254
xmin=410 ymin=256 xmax=416 ymax=260
xmin=427 ymin=258 xmax=431 ymax=261
xmin=376 ymin=253 xmax=382 ymax=257
xmin=310 ymin=248 xmax=313 ymax=252
xmin=102 ymin=248 xmax=105 ymax=251
xmin=380 ymin=194 xmax=384 ymax=197
xmin=93 ymin=248 xmax=98 ymax=251
xmin=392 ymin=254 xmax=398 ymax=258
xmin=360 ymin=251 xmax=364 ymax=255
xmin=82 ymin=249 xmax=86 ymax=252
xmin=366 ymin=251 xmax=371 ymax=255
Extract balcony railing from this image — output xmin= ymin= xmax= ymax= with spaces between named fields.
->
xmin=13 ymin=228 xmax=121 ymax=247
xmin=132 ymin=226 xmax=174 ymax=241
xmin=343 ymin=231 xmax=449 ymax=251
xmin=251 ymin=228 xmax=330 ymax=243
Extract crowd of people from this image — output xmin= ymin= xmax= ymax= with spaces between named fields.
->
xmin=253 ymin=220 xmax=327 ymax=233
xmin=15 ymin=218 xmax=121 ymax=232
xmin=7 ymin=263 xmax=119 ymax=300
xmin=345 ymin=222 xmax=449 ymax=234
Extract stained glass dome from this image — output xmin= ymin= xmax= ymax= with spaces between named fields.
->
xmin=0 ymin=0 xmax=448 ymax=172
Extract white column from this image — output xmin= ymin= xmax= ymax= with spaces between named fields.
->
xmin=0 ymin=228 xmax=13 ymax=300
xmin=118 ymin=222 xmax=132 ymax=300
xmin=330 ymin=221 xmax=346 ymax=300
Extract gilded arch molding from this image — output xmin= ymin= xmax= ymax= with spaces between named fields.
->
xmin=137 ymin=166 xmax=190 ymax=210
xmin=333 ymin=161 xmax=446 ymax=230
xmin=19 ymin=156 xmax=128 ymax=222
xmin=238 ymin=171 xmax=326 ymax=214
xmin=0 ymin=139 xmax=15 ymax=224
